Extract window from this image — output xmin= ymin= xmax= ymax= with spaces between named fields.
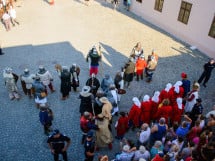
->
xmin=154 ymin=0 xmax=164 ymax=12
xmin=208 ymin=16 xmax=215 ymax=38
xmin=136 ymin=0 xmax=142 ymax=3
xmin=178 ymin=1 xmax=192 ymax=24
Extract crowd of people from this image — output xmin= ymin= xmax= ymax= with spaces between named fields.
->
xmin=2 ymin=43 xmax=215 ymax=161
xmin=0 ymin=0 xmax=19 ymax=31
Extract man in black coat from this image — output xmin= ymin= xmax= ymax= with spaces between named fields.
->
xmin=198 ymin=59 xmax=215 ymax=87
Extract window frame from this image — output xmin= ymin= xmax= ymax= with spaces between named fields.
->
xmin=154 ymin=0 xmax=164 ymax=12
xmin=178 ymin=1 xmax=192 ymax=25
xmin=208 ymin=16 xmax=215 ymax=38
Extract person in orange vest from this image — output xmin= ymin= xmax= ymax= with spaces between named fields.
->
xmin=135 ymin=55 xmax=147 ymax=81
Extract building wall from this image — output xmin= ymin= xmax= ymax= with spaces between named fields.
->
xmin=131 ymin=0 xmax=215 ymax=58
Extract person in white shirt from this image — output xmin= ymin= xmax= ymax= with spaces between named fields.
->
xmin=2 ymin=11 xmax=11 ymax=31
xmin=8 ymin=5 xmax=19 ymax=26
xmin=137 ymin=123 xmax=151 ymax=147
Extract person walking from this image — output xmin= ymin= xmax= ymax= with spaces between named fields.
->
xmin=70 ymin=63 xmax=80 ymax=92
xmin=84 ymin=131 xmax=95 ymax=161
xmin=47 ymin=129 xmax=71 ymax=161
xmin=3 ymin=67 xmax=20 ymax=100
xmin=20 ymin=68 xmax=35 ymax=98
xmin=86 ymin=73 xmax=100 ymax=96
xmin=198 ymin=58 xmax=215 ymax=87
xmin=56 ymin=66 xmax=71 ymax=100
xmin=39 ymin=104 xmax=53 ymax=135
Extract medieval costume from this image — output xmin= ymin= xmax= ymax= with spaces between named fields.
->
xmin=130 ymin=42 xmax=144 ymax=62
xmin=140 ymin=95 xmax=152 ymax=124
xmin=99 ymin=97 xmax=113 ymax=121
xmin=95 ymin=114 xmax=113 ymax=149
xmin=93 ymin=90 xmax=105 ymax=116
xmin=57 ymin=66 xmax=71 ymax=100
xmin=169 ymin=81 xmax=184 ymax=105
xmin=151 ymin=91 xmax=161 ymax=121
xmin=106 ymin=84 xmax=119 ymax=116
xmin=86 ymin=73 xmax=100 ymax=96
xmin=36 ymin=65 xmax=55 ymax=94
xmin=3 ymin=67 xmax=20 ymax=100
xmin=70 ymin=64 xmax=80 ymax=92
xmin=124 ymin=58 xmax=135 ymax=88
xmin=159 ymin=83 xmax=173 ymax=102
xmin=128 ymin=97 xmax=141 ymax=128
xmin=172 ymin=98 xmax=184 ymax=125
xmin=101 ymin=74 xmax=114 ymax=94
xmin=145 ymin=55 xmax=157 ymax=82
xmin=155 ymin=99 xmax=172 ymax=125
xmin=20 ymin=68 xmax=35 ymax=98
xmin=114 ymin=68 xmax=125 ymax=102
xmin=86 ymin=46 xmax=102 ymax=76
xmin=79 ymin=86 xmax=94 ymax=115
xmin=32 ymin=76 xmax=47 ymax=108
xmin=115 ymin=112 xmax=129 ymax=140
xmin=135 ymin=55 xmax=147 ymax=81
xmin=184 ymin=82 xmax=200 ymax=113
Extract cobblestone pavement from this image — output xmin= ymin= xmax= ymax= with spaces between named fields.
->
xmin=0 ymin=0 xmax=214 ymax=161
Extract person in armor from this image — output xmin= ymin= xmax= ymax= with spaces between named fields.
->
xmin=32 ymin=76 xmax=47 ymax=108
xmin=101 ymin=74 xmax=114 ymax=94
xmin=130 ymin=42 xmax=144 ymax=62
xmin=3 ymin=67 xmax=20 ymax=100
xmin=70 ymin=63 xmax=80 ymax=92
xmin=57 ymin=66 xmax=71 ymax=100
xmin=86 ymin=45 xmax=102 ymax=76
xmin=36 ymin=65 xmax=55 ymax=94
xmin=86 ymin=73 xmax=100 ymax=96
xmin=20 ymin=68 xmax=35 ymax=98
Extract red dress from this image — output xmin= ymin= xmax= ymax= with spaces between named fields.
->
xmin=169 ymin=87 xmax=184 ymax=105
xmin=155 ymin=105 xmax=173 ymax=123
xmin=116 ymin=116 xmax=129 ymax=137
xmin=159 ymin=89 xmax=172 ymax=102
xmin=172 ymin=104 xmax=184 ymax=124
xmin=140 ymin=101 xmax=152 ymax=124
xmin=151 ymin=98 xmax=160 ymax=121
xmin=128 ymin=104 xmax=141 ymax=127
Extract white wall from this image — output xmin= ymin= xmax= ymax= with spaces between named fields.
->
xmin=131 ymin=0 xmax=215 ymax=58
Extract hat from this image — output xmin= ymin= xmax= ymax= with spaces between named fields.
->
xmin=97 ymin=113 xmax=104 ymax=119
xmin=196 ymin=98 xmax=202 ymax=103
xmin=99 ymin=97 xmax=109 ymax=103
xmin=181 ymin=72 xmax=187 ymax=79
xmin=81 ymin=86 xmax=91 ymax=93
xmin=53 ymin=129 xmax=60 ymax=135
xmin=87 ymin=130 xmax=94 ymax=138
xmin=122 ymin=145 xmax=130 ymax=152
xmin=139 ymin=145 xmax=146 ymax=153
xmin=84 ymin=111 xmax=90 ymax=117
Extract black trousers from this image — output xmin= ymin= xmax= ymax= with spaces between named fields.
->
xmin=53 ymin=151 xmax=68 ymax=161
xmin=198 ymin=71 xmax=211 ymax=85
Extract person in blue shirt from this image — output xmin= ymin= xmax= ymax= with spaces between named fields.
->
xmin=176 ymin=115 xmax=192 ymax=138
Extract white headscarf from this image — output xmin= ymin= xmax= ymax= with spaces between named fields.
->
xmin=176 ymin=97 xmax=183 ymax=109
xmin=165 ymin=83 xmax=172 ymax=92
xmin=132 ymin=97 xmax=141 ymax=108
xmin=174 ymin=81 xmax=182 ymax=94
xmin=143 ymin=95 xmax=150 ymax=102
xmin=152 ymin=91 xmax=160 ymax=103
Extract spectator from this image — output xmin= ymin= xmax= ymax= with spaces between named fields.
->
xmin=176 ymin=115 xmax=192 ymax=138
xmin=8 ymin=5 xmax=19 ymax=26
xmin=150 ymin=141 xmax=164 ymax=159
xmin=137 ymin=123 xmax=150 ymax=148
xmin=133 ymin=145 xmax=150 ymax=161
xmin=115 ymin=145 xmax=135 ymax=161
